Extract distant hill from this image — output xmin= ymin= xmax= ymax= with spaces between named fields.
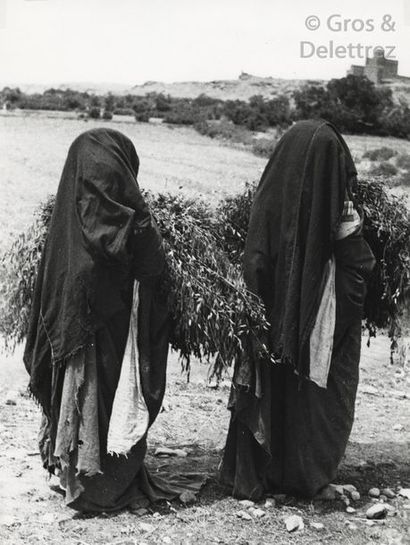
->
xmin=3 ymin=73 xmax=410 ymax=102
xmin=2 ymin=74 xmax=324 ymax=100
xmin=129 ymin=74 xmax=325 ymax=100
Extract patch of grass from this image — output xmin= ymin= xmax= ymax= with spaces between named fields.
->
xmin=251 ymin=137 xmax=278 ymax=158
xmin=369 ymin=162 xmax=399 ymax=177
xmin=194 ymin=120 xmax=254 ymax=145
xmin=398 ymin=170 xmax=410 ymax=187
xmin=363 ymin=147 xmax=398 ymax=161
xmin=395 ymin=153 xmax=410 ymax=170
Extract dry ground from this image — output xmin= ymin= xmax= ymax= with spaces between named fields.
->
xmin=0 ymin=337 xmax=409 ymax=545
xmin=0 ymin=112 xmax=409 ymax=544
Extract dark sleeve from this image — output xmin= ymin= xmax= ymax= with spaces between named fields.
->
xmin=129 ymin=215 xmax=166 ymax=281
xmin=77 ymin=176 xmax=143 ymax=263
xmin=243 ymin=208 xmax=275 ymax=312
xmin=334 ymin=231 xmax=376 ymax=337
xmin=76 ymin=174 xmax=165 ymax=280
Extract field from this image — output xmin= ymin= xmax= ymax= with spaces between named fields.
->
xmin=0 ymin=112 xmax=409 ymax=545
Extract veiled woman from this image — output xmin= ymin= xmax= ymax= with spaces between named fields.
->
xmin=220 ymin=119 xmax=376 ymax=499
xmin=24 ymin=128 xmax=199 ymax=512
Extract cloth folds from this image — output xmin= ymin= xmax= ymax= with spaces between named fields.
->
xmin=220 ymin=119 xmax=376 ymax=499
xmin=24 ymin=129 xmax=205 ymax=512
xmin=107 ymin=280 xmax=149 ymax=456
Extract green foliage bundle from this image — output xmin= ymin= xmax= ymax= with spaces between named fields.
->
xmin=216 ymin=177 xmax=410 ymax=342
xmin=0 ymin=193 xmax=272 ymax=379
xmin=354 ymin=176 xmax=410 ymax=339
xmin=0 ymin=196 xmax=54 ymax=348
xmin=1 ymin=177 xmax=408 ymax=371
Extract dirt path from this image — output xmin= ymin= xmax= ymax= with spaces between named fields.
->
xmin=0 ymin=335 xmax=409 ymax=545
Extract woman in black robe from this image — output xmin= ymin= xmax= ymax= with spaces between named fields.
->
xmin=24 ymin=128 xmax=199 ymax=512
xmin=220 ymin=119 xmax=376 ymax=499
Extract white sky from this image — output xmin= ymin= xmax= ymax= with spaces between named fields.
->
xmin=0 ymin=0 xmax=409 ymax=86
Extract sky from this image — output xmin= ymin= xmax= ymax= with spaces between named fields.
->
xmin=0 ymin=0 xmax=409 ymax=86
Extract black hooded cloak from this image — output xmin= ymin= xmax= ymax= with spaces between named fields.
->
xmin=23 ymin=129 xmax=199 ymax=511
xmin=220 ymin=120 xmax=375 ymax=499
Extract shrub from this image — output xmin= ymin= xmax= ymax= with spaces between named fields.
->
xmin=396 ymin=153 xmax=410 ymax=170
xmin=363 ymin=147 xmax=397 ymax=161
xmin=154 ymin=93 xmax=172 ymax=112
xmin=113 ymin=108 xmax=135 ymax=116
xmin=252 ymin=138 xmax=278 ymax=158
xmin=102 ymin=110 xmax=113 ymax=120
xmin=164 ymin=103 xmax=201 ymax=125
xmin=88 ymin=107 xmax=101 ymax=119
xmin=293 ymin=76 xmax=394 ymax=135
xmin=194 ymin=120 xmax=253 ymax=145
xmin=369 ymin=162 xmax=399 ymax=177
xmin=380 ymin=101 xmax=410 ymax=139
xmin=134 ymin=112 xmax=150 ymax=123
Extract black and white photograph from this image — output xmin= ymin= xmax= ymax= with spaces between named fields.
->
xmin=0 ymin=0 xmax=409 ymax=543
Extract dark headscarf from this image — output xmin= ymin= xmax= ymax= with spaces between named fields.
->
xmin=24 ymin=128 xmax=165 ymax=409
xmin=244 ymin=119 xmax=357 ymax=378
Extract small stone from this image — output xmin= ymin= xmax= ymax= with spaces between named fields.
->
xmin=5 ymin=391 xmax=18 ymax=405
xmin=285 ymin=515 xmax=304 ymax=532
xmin=154 ymin=447 xmax=188 ymax=458
xmin=310 ymin=522 xmax=324 ymax=530
xmin=348 ymin=523 xmax=358 ymax=531
xmin=179 ymin=491 xmax=197 ymax=505
xmin=381 ymin=488 xmax=395 ymax=499
xmin=393 ymin=424 xmax=404 ymax=431
xmin=162 ymin=538 xmax=172 ymax=544
xmin=346 ymin=506 xmax=356 ymax=514
xmin=249 ymin=507 xmax=265 ymax=518
xmin=343 ymin=484 xmax=358 ymax=495
xmin=237 ymin=510 xmax=252 ymax=520
xmin=239 ymin=499 xmax=254 ymax=508
xmin=360 ymin=385 xmax=379 ymax=396
xmin=264 ymin=499 xmax=275 ymax=508
xmin=391 ymin=390 xmax=407 ymax=399
xmin=398 ymin=488 xmax=410 ymax=499
xmin=369 ymin=488 xmax=380 ymax=498
xmin=366 ymin=504 xmax=388 ymax=519
xmin=350 ymin=491 xmax=361 ymax=501
xmin=0 ymin=515 xmax=16 ymax=526
xmin=403 ymin=504 xmax=410 ymax=510
xmin=333 ymin=484 xmax=345 ymax=496
xmin=314 ymin=483 xmax=343 ymax=501
xmin=133 ymin=508 xmax=148 ymax=516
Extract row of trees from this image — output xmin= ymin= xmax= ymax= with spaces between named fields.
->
xmin=2 ymin=75 xmax=410 ymax=139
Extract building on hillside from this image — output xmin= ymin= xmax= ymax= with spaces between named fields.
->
xmin=348 ymin=49 xmax=410 ymax=84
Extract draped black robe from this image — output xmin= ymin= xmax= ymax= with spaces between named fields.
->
xmin=24 ymin=129 xmax=197 ymax=511
xmin=220 ymin=120 xmax=376 ymax=499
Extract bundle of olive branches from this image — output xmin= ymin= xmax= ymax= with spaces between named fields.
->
xmin=0 ymin=192 xmax=272 ymax=379
xmin=216 ymin=176 xmax=410 ymax=344
xmin=1 ymin=175 xmax=408 ymax=374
